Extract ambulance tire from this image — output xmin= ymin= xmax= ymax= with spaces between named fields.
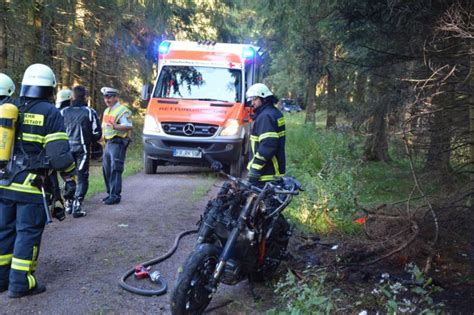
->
xmin=229 ymin=154 xmax=244 ymax=177
xmin=144 ymin=154 xmax=157 ymax=174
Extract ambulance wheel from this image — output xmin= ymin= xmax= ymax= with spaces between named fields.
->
xmin=229 ymin=154 xmax=244 ymax=177
xmin=144 ymin=154 xmax=157 ymax=174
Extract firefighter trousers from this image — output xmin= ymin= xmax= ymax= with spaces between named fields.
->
xmin=102 ymin=138 xmax=129 ymax=201
xmin=0 ymin=199 xmax=46 ymax=293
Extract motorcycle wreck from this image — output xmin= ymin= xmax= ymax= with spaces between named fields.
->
xmin=170 ymin=156 xmax=303 ymax=315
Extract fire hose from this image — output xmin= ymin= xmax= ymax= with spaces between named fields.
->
xmin=119 ymin=228 xmax=198 ymax=296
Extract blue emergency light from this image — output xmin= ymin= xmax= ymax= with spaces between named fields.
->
xmin=159 ymin=41 xmax=171 ymax=55
xmin=242 ymin=47 xmax=255 ymax=59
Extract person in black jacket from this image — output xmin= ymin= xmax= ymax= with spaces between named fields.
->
xmin=0 ymin=64 xmax=76 ymax=298
xmin=60 ymin=85 xmax=102 ymax=218
xmin=245 ymin=83 xmax=286 ymax=184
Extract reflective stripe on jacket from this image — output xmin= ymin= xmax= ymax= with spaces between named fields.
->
xmin=102 ymin=103 xmax=131 ymax=140
xmin=247 ymin=103 xmax=286 ymax=181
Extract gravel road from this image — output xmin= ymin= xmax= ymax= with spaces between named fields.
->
xmin=0 ymin=167 xmax=271 ymax=314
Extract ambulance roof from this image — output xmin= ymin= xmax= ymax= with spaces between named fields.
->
xmin=167 ymin=40 xmax=260 ymax=55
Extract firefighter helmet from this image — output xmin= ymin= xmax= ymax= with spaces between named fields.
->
xmin=20 ymin=63 xmax=56 ymax=98
xmin=246 ymin=83 xmax=273 ymax=99
xmin=0 ymin=73 xmax=15 ymax=97
xmin=56 ymin=89 xmax=72 ymax=108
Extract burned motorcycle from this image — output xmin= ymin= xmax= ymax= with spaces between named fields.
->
xmin=170 ymin=169 xmax=302 ymax=315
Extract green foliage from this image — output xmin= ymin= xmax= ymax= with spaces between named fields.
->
xmin=284 ymin=112 xmax=361 ymax=234
xmin=267 ymin=270 xmax=335 ymax=315
xmin=372 ymin=264 xmax=444 ymax=314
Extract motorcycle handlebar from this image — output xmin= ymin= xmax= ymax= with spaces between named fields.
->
xmin=198 ymin=148 xmax=301 ymax=196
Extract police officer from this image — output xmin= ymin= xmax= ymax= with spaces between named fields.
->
xmin=101 ymin=87 xmax=132 ymax=205
xmin=245 ymin=83 xmax=286 ymax=184
xmin=55 ymin=88 xmax=72 ymax=110
xmin=0 ymin=73 xmax=15 ymax=105
xmin=0 ymin=64 xmax=76 ymax=298
xmin=61 ymin=86 xmax=102 ymax=217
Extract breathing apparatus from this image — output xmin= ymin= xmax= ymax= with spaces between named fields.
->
xmin=0 ymin=103 xmax=19 ymax=184
xmin=0 ymin=73 xmax=18 ymax=185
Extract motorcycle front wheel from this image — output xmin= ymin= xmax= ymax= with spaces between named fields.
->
xmin=170 ymin=244 xmax=221 ymax=315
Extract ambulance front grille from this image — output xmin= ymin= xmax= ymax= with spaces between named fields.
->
xmin=161 ymin=122 xmax=219 ymax=137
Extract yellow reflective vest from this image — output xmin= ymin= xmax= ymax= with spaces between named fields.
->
xmin=102 ymin=103 xmax=131 ymax=140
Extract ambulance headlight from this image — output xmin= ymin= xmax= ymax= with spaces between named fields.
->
xmin=220 ymin=119 xmax=240 ymax=136
xmin=143 ymin=115 xmax=162 ymax=135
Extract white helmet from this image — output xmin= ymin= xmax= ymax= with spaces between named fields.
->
xmin=0 ymin=73 xmax=15 ymax=97
xmin=246 ymin=83 xmax=273 ymax=99
xmin=55 ymin=89 xmax=72 ymax=108
xmin=20 ymin=63 xmax=57 ymax=98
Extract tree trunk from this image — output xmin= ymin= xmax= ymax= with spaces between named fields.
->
xmin=352 ymin=71 xmax=366 ymax=131
xmin=363 ymin=76 xmax=391 ymax=162
xmin=363 ymin=104 xmax=391 ymax=162
xmin=469 ymin=39 xmax=474 ymax=282
xmin=326 ymin=67 xmax=336 ymax=129
xmin=424 ymin=90 xmax=452 ymax=174
xmin=0 ymin=0 xmax=7 ymax=71
xmin=304 ymin=76 xmax=318 ymax=124
xmin=24 ymin=1 xmax=42 ymax=65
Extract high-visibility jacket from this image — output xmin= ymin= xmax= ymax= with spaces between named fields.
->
xmin=102 ymin=103 xmax=131 ymax=140
xmin=0 ymin=98 xmax=76 ymax=203
xmin=247 ymin=103 xmax=286 ymax=182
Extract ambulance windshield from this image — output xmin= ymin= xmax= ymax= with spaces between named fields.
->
xmin=154 ymin=66 xmax=242 ymax=103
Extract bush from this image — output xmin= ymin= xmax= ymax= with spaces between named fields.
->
xmin=284 ymin=113 xmax=361 ymax=234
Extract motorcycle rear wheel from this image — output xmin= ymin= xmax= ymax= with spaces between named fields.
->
xmin=170 ymin=244 xmax=220 ymax=315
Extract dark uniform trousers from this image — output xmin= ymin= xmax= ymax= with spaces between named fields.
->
xmin=0 ymin=200 xmax=46 ymax=292
xmin=102 ymin=137 xmax=129 ymax=200
xmin=72 ymin=150 xmax=90 ymax=201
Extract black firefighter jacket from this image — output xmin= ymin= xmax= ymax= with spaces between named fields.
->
xmin=0 ymin=98 xmax=76 ymax=204
xmin=61 ymin=101 xmax=102 ymax=154
xmin=247 ymin=103 xmax=286 ymax=181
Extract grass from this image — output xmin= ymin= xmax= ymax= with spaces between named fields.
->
xmin=282 ymin=111 xmax=440 ymax=234
xmin=190 ymin=173 xmax=219 ymax=202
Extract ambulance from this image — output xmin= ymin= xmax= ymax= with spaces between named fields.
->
xmin=141 ymin=40 xmax=263 ymax=176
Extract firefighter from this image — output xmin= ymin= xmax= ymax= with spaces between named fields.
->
xmin=55 ymin=88 xmax=72 ymax=109
xmin=100 ymin=87 xmax=132 ymax=205
xmin=245 ymin=83 xmax=286 ymax=184
xmin=61 ymin=85 xmax=102 ymax=217
xmin=0 ymin=64 xmax=76 ymax=298
xmin=0 ymin=73 xmax=15 ymax=105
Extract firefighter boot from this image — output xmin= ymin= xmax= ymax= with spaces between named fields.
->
xmin=64 ymin=199 xmax=73 ymax=215
xmin=8 ymin=283 xmax=46 ymax=298
xmin=72 ymin=199 xmax=86 ymax=218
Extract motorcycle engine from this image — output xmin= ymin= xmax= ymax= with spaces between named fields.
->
xmin=220 ymin=259 xmax=243 ymax=285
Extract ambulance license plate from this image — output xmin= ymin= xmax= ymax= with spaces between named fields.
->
xmin=172 ymin=148 xmax=202 ymax=159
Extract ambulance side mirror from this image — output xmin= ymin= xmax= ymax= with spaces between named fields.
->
xmin=141 ymin=84 xmax=151 ymax=108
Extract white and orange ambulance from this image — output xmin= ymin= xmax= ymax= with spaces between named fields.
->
xmin=142 ymin=40 xmax=263 ymax=176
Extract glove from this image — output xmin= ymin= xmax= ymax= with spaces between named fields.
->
xmin=247 ymin=169 xmax=260 ymax=185
xmin=210 ymin=161 xmax=223 ymax=172
xmin=63 ymin=179 xmax=76 ymax=200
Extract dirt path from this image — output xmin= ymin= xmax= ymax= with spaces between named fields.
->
xmin=0 ymin=167 xmax=268 ymax=314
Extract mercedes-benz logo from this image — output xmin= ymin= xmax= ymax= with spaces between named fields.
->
xmin=183 ymin=123 xmax=195 ymax=136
